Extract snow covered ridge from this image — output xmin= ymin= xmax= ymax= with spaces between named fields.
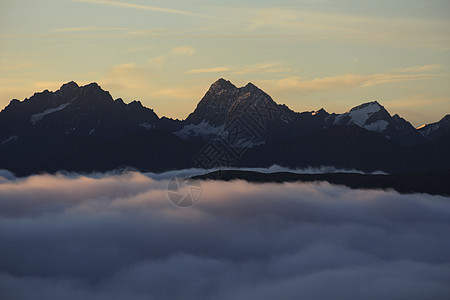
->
xmin=333 ymin=101 xmax=389 ymax=132
xmin=417 ymin=115 xmax=450 ymax=137
xmin=30 ymin=103 xmax=70 ymax=125
xmin=174 ymin=120 xmax=265 ymax=147
xmin=174 ymin=120 xmax=225 ymax=140
xmin=417 ymin=123 xmax=438 ymax=136
xmin=139 ymin=123 xmax=155 ymax=130
xmin=1 ymin=135 xmax=18 ymax=145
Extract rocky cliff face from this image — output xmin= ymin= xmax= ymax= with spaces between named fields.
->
xmin=0 ymin=81 xmax=159 ymax=140
xmin=418 ymin=115 xmax=450 ymax=140
xmin=185 ymin=78 xmax=295 ymax=126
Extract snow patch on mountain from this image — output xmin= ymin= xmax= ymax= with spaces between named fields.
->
xmin=417 ymin=123 xmax=439 ymax=136
xmin=174 ymin=121 xmax=225 ymax=140
xmin=347 ymin=102 xmax=381 ymax=126
xmin=1 ymin=135 xmax=18 ymax=145
xmin=139 ymin=123 xmax=155 ymax=130
xmin=363 ymin=120 xmax=389 ymax=131
xmin=333 ymin=102 xmax=389 ymax=133
xmin=417 ymin=115 xmax=450 ymax=139
xmin=30 ymin=103 xmax=71 ymax=125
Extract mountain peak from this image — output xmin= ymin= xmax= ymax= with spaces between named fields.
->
xmin=244 ymin=82 xmax=259 ymax=91
xmin=84 ymin=82 xmax=103 ymax=90
xmin=418 ymin=114 xmax=450 ymax=139
xmin=349 ymin=101 xmax=383 ymax=112
xmin=58 ymin=81 xmax=80 ymax=97
xmin=210 ymin=78 xmax=236 ymax=91
xmin=312 ymin=108 xmax=329 ymax=116
xmin=128 ymin=100 xmax=143 ymax=107
xmin=60 ymin=81 xmax=79 ymax=90
xmin=186 ymin=79 xmax=283 ymax=126
xmin=333 ymin=100 xmax=391 ymax=132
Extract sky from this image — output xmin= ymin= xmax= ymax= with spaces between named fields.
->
xmin=1 ymin=0 xmax=449 ymax=126
xmin=1 ymin=170 xmax=450 ymax=299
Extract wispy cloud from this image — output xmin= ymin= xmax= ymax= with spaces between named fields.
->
xmin=259 ymin=66 xmax=440 ymax=92
xmin=170 ymin=46 xmax=195 ymax=56
xmin=154 ymin=87 xmax=204 ymax=100
xmin=99 ymin=62 xmax=205 ymax=118
xmin=240 ymin=7 xmax=450 ymax=49
xmin=148 ymin=45 xmax=196 ymax=68
xmin=395 ymin=64 xmax=443 ymax=73
xmin=128 ymin=28 xmax=182 ymax=37
xmin=0 ymin=63 xmax=37 ymax=71
xmin=73 ymin=0 xmax=209 ymax=18
xmin=187 ymin=62 xmax=290 ymax=75
xmin=235 ymin=62 xmax=291 ymax=75
xmin=187 ymin=67 xmax=232 ymax=74
xmin=53 ymin=26 xmax=127 ymax=33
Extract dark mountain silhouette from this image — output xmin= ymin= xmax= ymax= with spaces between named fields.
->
xmin=192 ymin=169 xmax=450 ymax=196
xmin=1 ymin=79 xmax=449 ymax=176
xmin=185 ymin=78 xmax=295 ymax=126
xmin=0 ymin=81 xmax=160 ymax=141
xmin=181 ymin=79 xmax=424 ymax=145
xmin=418 ymin=114 xmax=450 ymax=140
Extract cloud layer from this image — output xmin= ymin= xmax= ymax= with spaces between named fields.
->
xmin=1 ymin=171 xmax=449 ymax=299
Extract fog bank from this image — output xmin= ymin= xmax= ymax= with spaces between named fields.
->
xmin=0 ymin=171 xmax=449 ymax=299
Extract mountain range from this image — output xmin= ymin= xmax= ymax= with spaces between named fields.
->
xmin=1 ymin=79 xmax=449 ymax=176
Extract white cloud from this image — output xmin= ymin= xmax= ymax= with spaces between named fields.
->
xmin=0 ymin=171 xmax=449 ymax=299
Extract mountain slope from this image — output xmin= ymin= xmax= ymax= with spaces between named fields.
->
xmin=0 ymin=81 xmax=160 ymax=142
xmin=178 ymin=78 xmax=296 ymax=141
xmin=418 ymin=115 xmax=450 ymax=139
xmin=185 ymin=78 xmax=295 ymax=126
xmin=180 ymin=80 xmax=424 ymax=146
xmin=193 ymin=169 xmax=450 ymax=196
xmin=329 ymin=101 xmax=424 ymax=145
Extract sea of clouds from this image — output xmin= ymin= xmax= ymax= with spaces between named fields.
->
xmin=0 ymin=169 xmax=449 ymax=299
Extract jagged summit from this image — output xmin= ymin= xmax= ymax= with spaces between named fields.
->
xmin=418 ymin=114 xmax=450 ymax=139
xmin=312 ymin=108 xmax=329 ymax=116
xmin=59 ymin=81 xmax=101 ymax=90
xmin=334 ymin=101 xmax=389 ymax=128
xmin=328 ymin=100 xmax=423 ymax=145
xmin=0 ymin=81 xmax=159 ymax=140
xmin=186 ymin=78 xmax=287 ymax=126
xmin=209 ymin=78 xmax=237 ymax=92
xmin=206 ymin=79 xmax=260 ymax=96
xmin=181 ymin=80 xmax=427 ymax=145
xmin=243 ymin=82 xmax=259 ymax=91
xmin=60 ymin=81 xmax=79 ymax=90
xmin=351 ymin=100 xmax=381 ymax=108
